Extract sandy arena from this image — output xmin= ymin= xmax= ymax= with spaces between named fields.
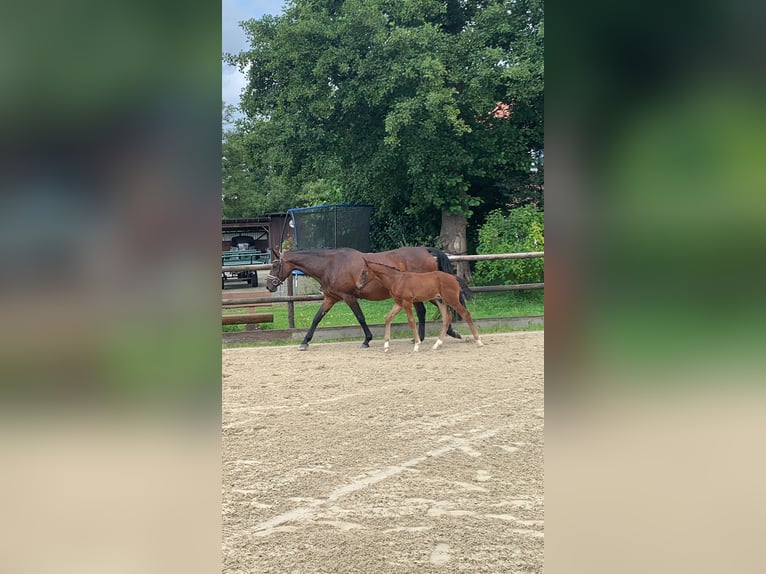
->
xmin=222 ymin=330 xmax=544 ymax=573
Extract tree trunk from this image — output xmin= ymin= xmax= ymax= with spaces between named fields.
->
xmin=439 ymin=211 xmax=472 ymax=282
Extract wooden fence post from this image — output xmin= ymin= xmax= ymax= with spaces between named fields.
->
xmin=287 ymin=275 xmax=295 ymax=329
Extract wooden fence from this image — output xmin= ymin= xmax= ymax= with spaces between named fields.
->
xmin=222 ymin=251 xmax=543 ymax=328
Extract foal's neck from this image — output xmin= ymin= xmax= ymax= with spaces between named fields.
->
xmin=370 ymin=266 xmax=406 ymax=293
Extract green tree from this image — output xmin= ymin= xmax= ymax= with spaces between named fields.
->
xmin=222 ymin=102 xmax=311 ymax=217
xmin=222 ymin=102 xmax=260 ymax=218
xmin=474 ymin=205 xmax=544 ymax=285
xmin=227 ymin=0 xmax=543 ymax=273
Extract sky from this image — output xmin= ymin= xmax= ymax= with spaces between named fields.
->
xmin=222 ymin=0 xmax=286 ymax=109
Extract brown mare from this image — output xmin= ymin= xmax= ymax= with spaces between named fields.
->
xmin=356 ymin=260 xmax=483 ymax=352
xmin=265 ymin=247 xmax=462 ymax=350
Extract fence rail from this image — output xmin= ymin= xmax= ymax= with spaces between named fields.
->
xmin=449 ymin=251 xmax=544 ymax=261
xmin=222 ymin=313 xmax=274 ymax=325
xmin=222 ymin=283 xmax=544 ymax=307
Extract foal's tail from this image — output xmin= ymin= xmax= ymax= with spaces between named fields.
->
xmin=427 ymin=247 xmax=474 ymax=307
xmin=426 ymin=247 xmax=454 ymax=274
xmin=456 ymin=276 xmax=475 ymax=307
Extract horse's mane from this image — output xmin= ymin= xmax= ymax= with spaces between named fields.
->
xmin=364 ymin=259 xmax=401 ymax=272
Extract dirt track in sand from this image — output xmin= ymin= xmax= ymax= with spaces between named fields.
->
xmin=222 ymin=330 xmax=544 ymax=573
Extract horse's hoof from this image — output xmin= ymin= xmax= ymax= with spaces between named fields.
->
xmin=476 ymin=339 xmax=484 ymax=347
xmin=432 ymin=339 xmax=443 ymax=350
xmin=298 ymin=343 xmax=309 ymax=351
xmin=413 ymin=345 xmax=420 ymax=353
xmin=360 ymin=343 xmax=370 ymax=349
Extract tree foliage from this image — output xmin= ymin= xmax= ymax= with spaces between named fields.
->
xmin=473 ymin=205 xmax=544 ymax=285
xmin=222 ymin=103 xmax=260 ymax=217
xmin=225 ymin=0 xmax=543 ymax=248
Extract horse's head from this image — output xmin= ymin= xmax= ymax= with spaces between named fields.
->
xmin=266 ymin=252 xmax=289 ymax=292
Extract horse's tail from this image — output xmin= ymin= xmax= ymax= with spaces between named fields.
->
xmin=426 ymin=247 xmax=454 ymax=274
xmin=428 ymin=246 xmax=473 ymax=319
xmin=456 ymin=276 xmax=475 ymax=307
xmin=427 ymin=246 xmax=474 ymax=307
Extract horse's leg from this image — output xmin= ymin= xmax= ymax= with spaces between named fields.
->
xmin=383 ymin=303 xmax=402 ymax=353
xmin=430 ymin=300 xmax=462 ymax=339
xmin=446 ymin=323 xmax=462 ymax=339
xmin=432 ymin=300 xmax=450 ymax=350
xmin=415 ymin=302 xmax=427 ymax=342
xmin=419 ymin=300 xmax=462 ymax=340
xmin=299 ymin=297 xmax=338 ymax=350
xmin=402 ymin=303 xmax=421 ymax=352
xmin=345 ymin=297 xmax=374 ymax=349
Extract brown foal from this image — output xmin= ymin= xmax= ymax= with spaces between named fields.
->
xmin=357 ymin=259 xmax=483 ymax=352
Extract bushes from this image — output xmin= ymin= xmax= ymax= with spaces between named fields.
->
xmin=474 ymin=205 xmax=544 ymax=285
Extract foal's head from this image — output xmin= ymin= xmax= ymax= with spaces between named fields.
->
xmin=355 ymin=266 xmax=370 ymax=292
xmin=356 ymin=258 xmax=385 ymax=292
xmin=356 ymin=259 xmax=397 ymax=292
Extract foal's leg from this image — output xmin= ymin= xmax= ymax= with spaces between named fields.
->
xmin=432 ymin=300 xmax=451 ymax=350
xmin=402 ymin=303 xmax=421 ymax=352
xmin=442 ymin=300 xmax=462 ymax=339
xmin=426 ymin=300 xmax=462 ymax=339
xmin=299 ymin=296 xmax=339 ymax=350
xmin=383 ymin=303 xmax=402 ymax=353
xmin=450 ymin=301 xmax=483 ymax=346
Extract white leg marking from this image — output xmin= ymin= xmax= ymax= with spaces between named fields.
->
xmin=432 ymin=339 xmax=443 ymax=350
xmin=413 ymin=342 xmax=420 ymax=352
xmin=384 ymin=341 xmax=390 ymax=353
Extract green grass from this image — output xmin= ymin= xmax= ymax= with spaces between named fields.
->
xmin=223 ymin=290 xmax=543 ymax=332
